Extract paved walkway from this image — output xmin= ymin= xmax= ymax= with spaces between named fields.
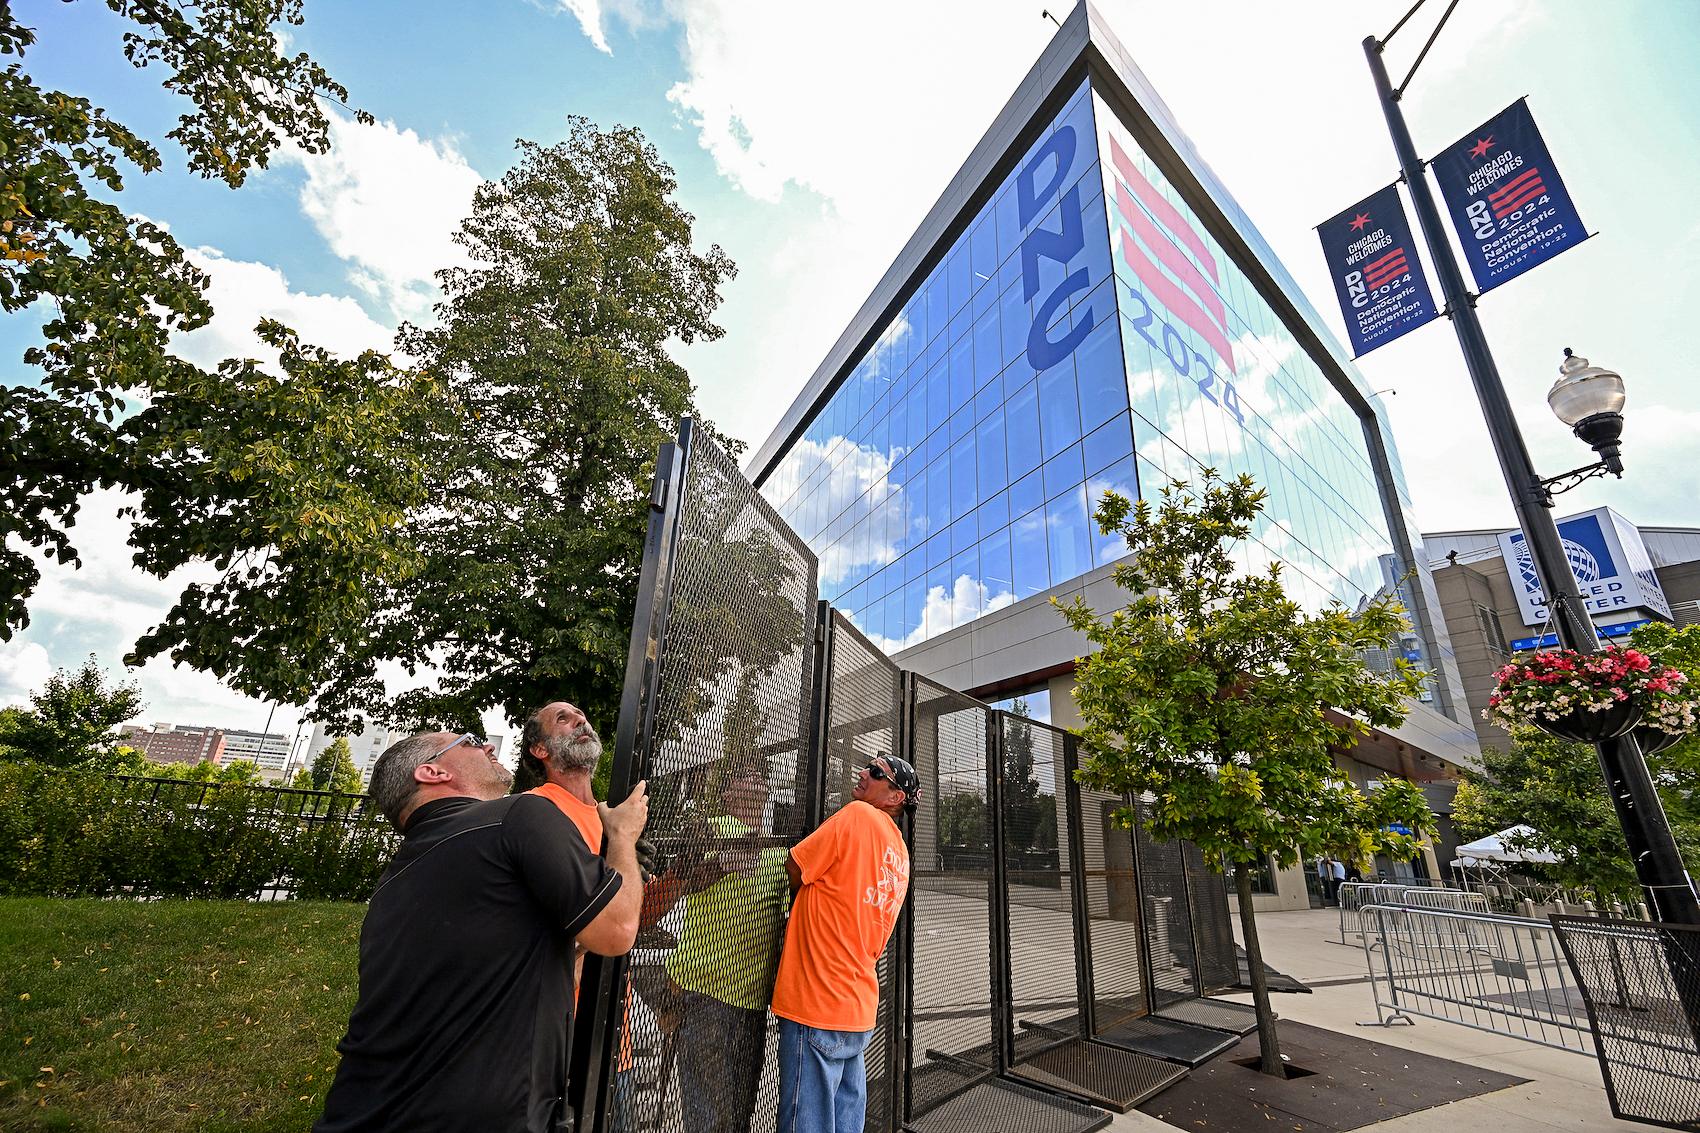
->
xmin=1101 ymin=906 xmax=1616 ymax=1132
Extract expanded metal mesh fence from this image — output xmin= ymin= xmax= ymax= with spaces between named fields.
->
xmin=1181 ymin=842 xmax=1238 ymax=995
xmin=1001 ymin=714 xmax=1080 ymax=1049
xmin=907 ymin=677 xmax=1000 ymax=1120
xmin=1132 ymin=796 xmax=1200 ymax=1008
xmin=823 ymin=611 xmax=905 ymax=1133
xmin=1072 ymin=771 xmax=1145 ymax=1036
xmin=1553 ymin=916 xmax=1700 ymax=1131
xmin=589 ymin=423 xmax=820 ymax=1133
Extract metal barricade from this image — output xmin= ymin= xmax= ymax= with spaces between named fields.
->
xmin=1551 ymin=915 xmax=1700 ymax=1132
xmin=1335 ymin=882 xmax=1410 ymax=947
xmin=1398 ymin=888 xmax=1492 ymax=914
xmin=1360 ymin=905 xmax=1594 ymax=1055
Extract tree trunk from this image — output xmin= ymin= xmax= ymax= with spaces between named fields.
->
xmin=1235 ymin=861 xmax=1284 ymax=1075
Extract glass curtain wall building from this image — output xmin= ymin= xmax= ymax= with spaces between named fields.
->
xmin=751 ymin=3 xmax=1475 ymax=774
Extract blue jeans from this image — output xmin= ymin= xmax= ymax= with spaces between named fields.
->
xmin=777 ymin=1018 xmax=871 ymax=1133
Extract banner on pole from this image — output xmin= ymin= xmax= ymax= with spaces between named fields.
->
xmin=1316 ymin=182 xmax=1440 ymax=356
xmin=1431 ymin=98 xmax=1588 ymax=293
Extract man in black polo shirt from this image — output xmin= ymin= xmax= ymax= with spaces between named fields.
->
xmin=316 ymin=730 xmax=648 ymax=1133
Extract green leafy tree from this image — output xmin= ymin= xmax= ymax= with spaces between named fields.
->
xmin=306 ymin=737 xmax=362 ymax=795
xmin=0 ymin=1 xmax=365 ymax=638
xmin=1453 ymin=621 xmax=1700 ymax=903
xmin=0 ymin=656 xmax=143 ymax=767
xmin=1058 ymin=473 xmax=1433 ymax=1075
xmin=299 ymin=120 xmax=737 ymax=733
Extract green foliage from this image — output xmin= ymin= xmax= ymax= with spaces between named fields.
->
xmin=0 ymin=655 xmax=142 ymax=767
xmin=1633 ymin=622 xmax=1700 ymax=773
xmin=1058 ymin=474 xmax=1434 ymax=868
xmin=0 ymin=762 xmax=393 ymax=902
xmin=292 ymin=120 xmax=740 ymax=736
xmin=306 ymin=738 xmax=362 ymax=795
xmin=0 ymin=896 xmax=363 ymax=1131
xmin=0 ymin=2 xmax=363 ymax=640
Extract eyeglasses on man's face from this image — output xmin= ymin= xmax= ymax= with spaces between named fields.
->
xmin=863 ymin=762 xmax=892 ymax=784
xmin=431 ymin=732 xmax=489 ymax=762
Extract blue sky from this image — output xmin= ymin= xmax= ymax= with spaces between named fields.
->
xmin=5 ymin=0 xmax=1697 ymax=747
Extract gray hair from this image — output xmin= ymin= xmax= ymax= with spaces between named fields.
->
xmin=369 ymin=733 xmax=446 ymax=831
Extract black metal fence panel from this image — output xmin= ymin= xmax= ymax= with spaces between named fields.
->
xmin=906 ymin=677 xmax=1000 ymax=1120
xmin=1181 ymin=842 xmax=1239 ymax=995
xmin=1132 ymin=796 xmax=1200 ymax=1008
xmin=1001 ymin=713 xmax=1080 ymax=1053
xmin=1553 ymin=915 xmax=1700 ymax=1132
xmin=1070 ymin=769 xmax=1146 ymax=1034
xmin=823 ymin=611 xmax=905 ymax=1133
xmin=590 ymin=422 xmax=820 ymax=1133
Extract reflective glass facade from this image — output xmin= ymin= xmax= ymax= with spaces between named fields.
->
xmin=762 ymin=80 xmax=1407 ymax=661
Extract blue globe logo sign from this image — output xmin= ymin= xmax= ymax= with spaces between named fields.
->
xmin=1384 ymin=822 xmax=1413 ymax=836
xmin=1512 ymin=536 xmax=1601 ymax=600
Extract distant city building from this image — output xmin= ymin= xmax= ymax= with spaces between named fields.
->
xmin=218 ymin=727 xmax=292 ymax=771
xmin=121 ymin=724 xmax=224 ymax=766
xmin=302 ymin=724 xmax=508 ymax=787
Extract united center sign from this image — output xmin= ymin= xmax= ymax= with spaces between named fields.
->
xmin=1497 ymin=506 xmax=1673 ymax=628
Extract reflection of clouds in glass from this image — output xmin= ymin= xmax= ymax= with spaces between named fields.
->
xmin=867 ymin=313 xmax=911 ymax=381
xmin=765 ymin=434 xmax=907 ymax=586
xmin=862 ymin=574 xmax=1015 ymax=655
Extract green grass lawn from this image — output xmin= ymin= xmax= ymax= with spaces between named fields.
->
xmin=0 ymin=897 xmax=365 ymax=1132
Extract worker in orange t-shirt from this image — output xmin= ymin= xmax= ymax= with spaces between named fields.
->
xmin=771 ymin=752 xmax=915 ymax=1133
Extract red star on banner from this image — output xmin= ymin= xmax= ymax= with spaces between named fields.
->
xmin=1469 ymin=135 xmax=1495 ymax=159
xmin=1349 ymin=212 xmax=1371 ymax=231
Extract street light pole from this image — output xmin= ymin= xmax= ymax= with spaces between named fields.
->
xmin=1363 ymin=35 xmax=1699 ymax=924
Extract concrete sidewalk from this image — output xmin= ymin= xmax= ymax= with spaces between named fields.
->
xmin=1102 ymin=906 xmax=1616 ymax=1132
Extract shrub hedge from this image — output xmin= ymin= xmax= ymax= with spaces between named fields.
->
xmin=0 ymin=762 xmax=396 ymax=901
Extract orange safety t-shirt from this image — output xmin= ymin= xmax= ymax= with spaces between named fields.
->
xmin=771 ymin=800 xmax=910 ymax=1033
xmin=528 ymin=782 xmax=631 ymax=1071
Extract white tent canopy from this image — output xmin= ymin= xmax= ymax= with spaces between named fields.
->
xmin=1450 ymin=825 xmax=1561 ymax=868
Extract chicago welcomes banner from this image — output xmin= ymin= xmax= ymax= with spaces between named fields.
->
xmin=1316 ymin=182 xmax=1439 ymax=356
xmin=1431 ymin=98 xmax=1588 ymax=293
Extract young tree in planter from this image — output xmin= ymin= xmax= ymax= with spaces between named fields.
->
xmin=1057 ymin=473 xmax=1434 ymax=1075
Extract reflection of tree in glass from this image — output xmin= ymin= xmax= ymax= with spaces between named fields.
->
xmin=938 ymin=790 xmax=987 ymax=851
xmin=1001 ymin=701 xmax=1057 ymax=855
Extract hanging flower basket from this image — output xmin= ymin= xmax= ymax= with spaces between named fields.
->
xmin=1633 ymin=725 xmax=1685 ymax=757
xmin=1485 ymin=645 xmax=1695 ymax=745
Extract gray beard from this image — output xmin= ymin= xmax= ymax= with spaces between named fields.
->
xmin=545 ymin=729 xmax=602 ymax=774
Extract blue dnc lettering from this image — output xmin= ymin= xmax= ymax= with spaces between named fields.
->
xmin=1017 ymin=125 xmax=1094 ymax=371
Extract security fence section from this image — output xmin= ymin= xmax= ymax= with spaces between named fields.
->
xmin=1552 ymin=916 xmax=1700 ymax=1131
xmin=577 ymin=421 xmax=1245 ymax=1133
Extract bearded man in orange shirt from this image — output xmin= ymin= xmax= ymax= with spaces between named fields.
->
xmin=771 ymin=753 xmax=916 ymax=1133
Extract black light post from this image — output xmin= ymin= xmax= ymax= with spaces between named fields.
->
xmin=1364 ymin=35 xmax=1699 ymax=925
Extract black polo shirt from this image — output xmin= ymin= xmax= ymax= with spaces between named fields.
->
xmin=316 ymin=793 xmax=620 ymax=1133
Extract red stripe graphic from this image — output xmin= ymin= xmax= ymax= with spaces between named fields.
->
xmin=1363 ymin=248 xmax=1407 ymax=275
xmin=1107 ymin=136 xmax=1218 ymax=278
xmin=1488 ymin=168 xmax=1542 ymax=204
xmin=1364 ymin=256 xmax=1409 ymax=289
xmin=1117 ymin=228 xmax=1237 ymax=373
xmin=1492 ymin=184 xmax=1546 ymax=218
xmin=1113 ymin=180 xmax=1229 ymax=334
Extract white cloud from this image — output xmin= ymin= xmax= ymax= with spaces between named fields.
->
xmin=765 ymin=434 xmax=909 ymax=586
xmin=278 ymin=116 xmax=482 ymax=324
xmin=556 ymin=0 xmax=612 ymax=53
xmin=865 ymin=573 xmax=1016 ymax=655
xmin=0 ymin=641 xmax=53 ymax=709
xmin=175 ymin=246 xmax=394 ymax=367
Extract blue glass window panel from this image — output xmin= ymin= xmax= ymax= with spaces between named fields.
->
xmin=976 ymin=488 xmax=1009 ymax=541
xmin=948 ymin=245 xmax=971 ymax=317
xmin=994 ymin=185 xmax=1021 ymax=264
xmin=999 ymin=283 xmax=1028 ymax=367
xmin=972 ymin=310 xmax=1001 ymax=392
xmin=950 ymin=512 xmax=977 ymax=557
xmin=1011 ymin=508 xmax=1051 ymax=598
xmin=948 ymin=337 xmax=974 ymax=413
xmin=906 ymin=392 xmax=926 ymax=454
xmin=1005 ymin=380 xmax=1041 ymax=478
xmin=1027 ymin=197 xmax=1073 ymax=311
xmin=981 ymin=525 xmax=1013 ymax=597
xmin=1042 ymin=442 xmax=1084 ymax=502
xmin=1082 ymin=413 xmax=1134 ymax=478
xmin=923 ymin=330 xmax=946 ymax=375
xmin=926 ymin=529 xmax=949 ymax=570
xmin=924 ymin=275 xmax=947 ymax=347
xmin=1047 ymin=485 xmax=1093 ymax=584
xmin=948 ymin=404 xmax=974 ymax=446
xmin=1037 ymin=363 xmax=1081 ymax=460
xmin=1087 ymin=455 xmax=1138 ymax=564
xmin=975 ymin=411 xmax=1008 ymax=495
xmin=903 ymin=578 xmax=925 ymax=638
xmin=950 ymin=549 xmax=980 ymax=616
xmin=1073 ymin=290 xmax=1127 ymax=430
xmin=905 ymin=547 xmax=925 ymax=584
xmin=926 ymin=561 xmax=952 ymax=603
xmin=925 ymin=362 xmax=948 ymax=435
xmin=974 ymin=371 xmax=1002 ymax=422
xmin=926 ymin=458 xmax=950 ymax=535
xmin=971 ymin=217 xmax=998 ymax=293
xmin=1009 ymin=467 xmax=1044 ymax=521
xmin=949 ymin=436 xmax=978 ymax=516
xmin=922 ymin=426 xmax=947 ymax=469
